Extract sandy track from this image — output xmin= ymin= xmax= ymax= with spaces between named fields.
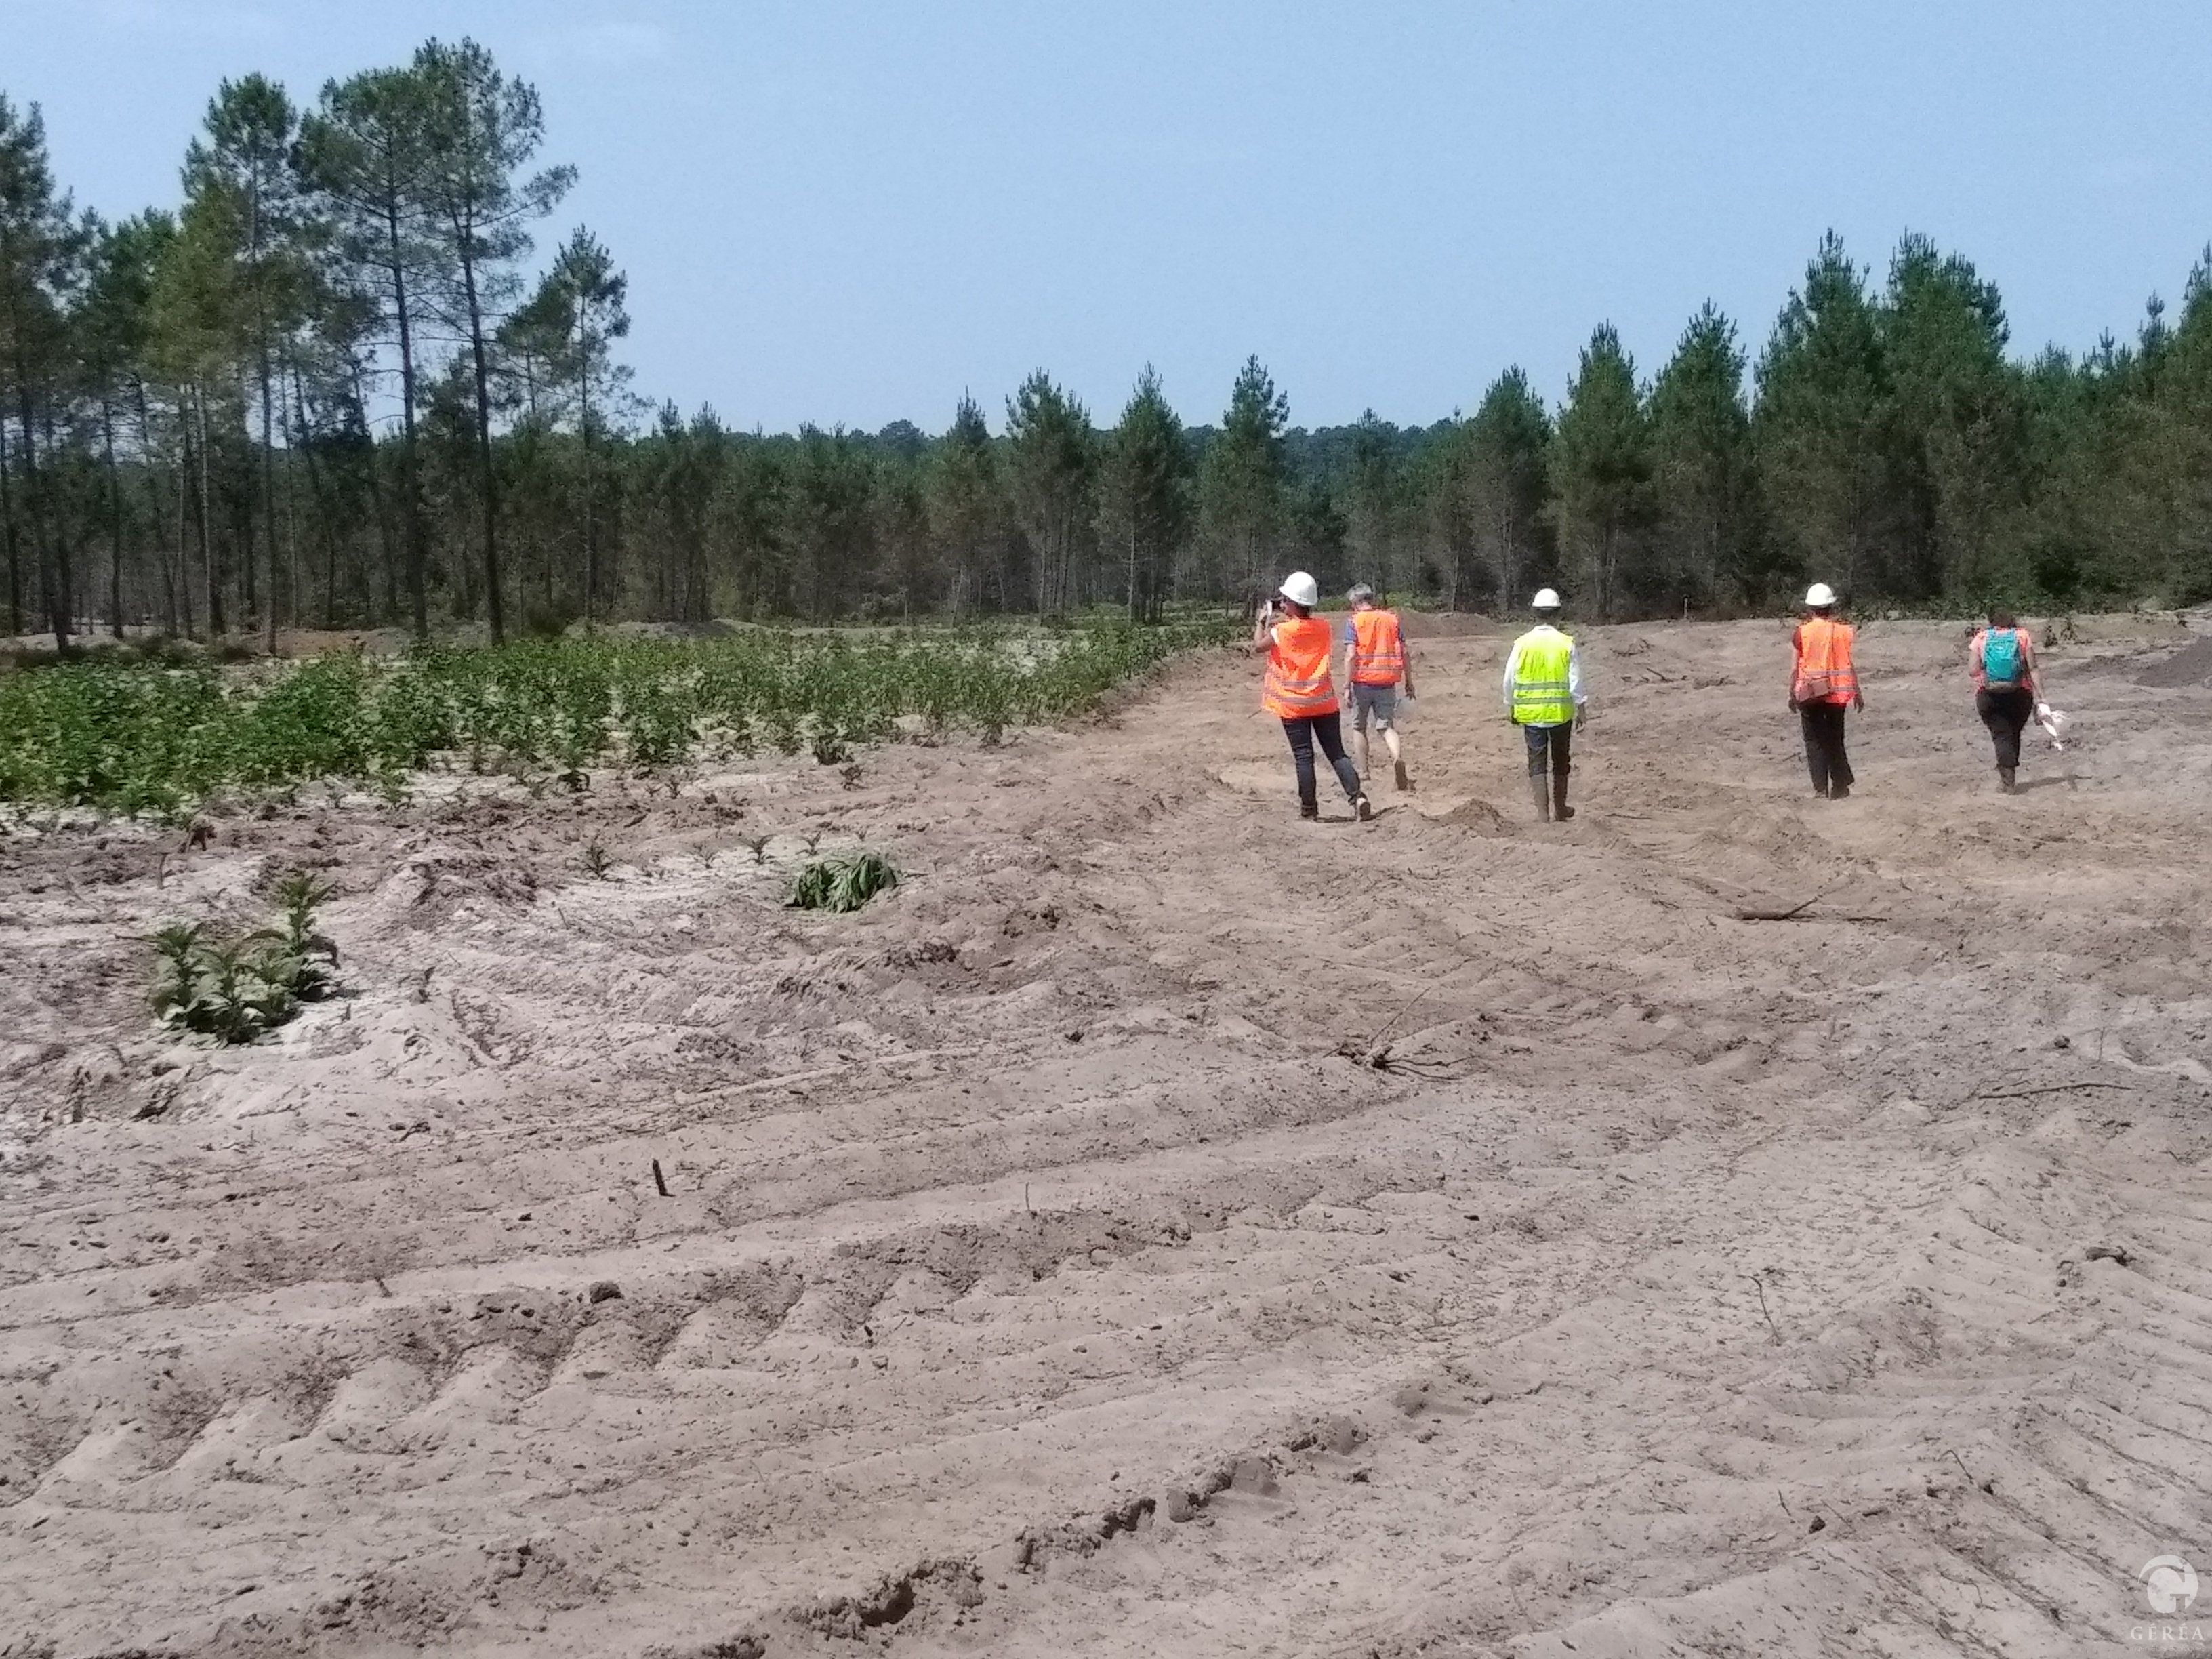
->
xmin=3 ymin=614 xmax=2211 ymax=1658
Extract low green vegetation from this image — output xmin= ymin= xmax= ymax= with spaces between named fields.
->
xmin=150 ymin=872 xmax=339 ymax=1044
xmin=0 ymin=621 xmax=1229 ymax=814
xmin=787 ymin=849 xmax=899 ymax=914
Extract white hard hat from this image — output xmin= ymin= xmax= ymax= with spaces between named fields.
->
xmin=1531 ymin=588 xmax=1562 ymax=610
xmin=1278 ymin=571 xmax=1319 ymax=608
xmin=1805 ymin=582 xmax=1837 ymax=608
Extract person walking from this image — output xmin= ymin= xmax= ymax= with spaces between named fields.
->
xmin=1341 ymin=583 xmax=1418 ymax=792
xmin=1503 ymin=588 xmax=1585 ymax=822
xmin=1790 ymin=583 xmax=1863 ymax=800
xmin=1254 ymin=571 xmax=1372 ymax=822
xmin=1970 ymin=608 xmax=2038 ymax=793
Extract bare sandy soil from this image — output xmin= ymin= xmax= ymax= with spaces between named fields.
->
xmin=4 ymin=613 xmax=2211 ymax=1658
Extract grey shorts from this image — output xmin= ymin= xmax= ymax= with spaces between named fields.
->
xmin=1351 ymin=684 xmax=1397 ymax=730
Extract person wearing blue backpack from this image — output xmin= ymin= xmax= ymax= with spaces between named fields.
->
xmin=1971 ymin=609 xmax=2039 ymax=793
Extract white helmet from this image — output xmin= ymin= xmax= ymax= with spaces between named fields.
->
xmin=1278 ymin=571 xmax=1320 ymax=609
xmin=1805 ymin=582 xmax=1837 ymax=608
xmin=1531 ymin=588 xmax=1562 ymax=610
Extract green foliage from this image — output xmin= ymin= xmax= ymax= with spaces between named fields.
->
xmin=0 ymin=620 xmax=1230 ymax=811
xmin=787 ymin=849 xmax=898 ymax=914
xmin=148 ymin=873 xmax=337 ymax=1044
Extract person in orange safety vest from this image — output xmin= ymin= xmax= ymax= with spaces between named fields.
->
xmin=1341 ymin=583 xmax=1418 ymax=793
xmin=1253 ymin=571 xmax=1373 ymax=822
xmin=1790 ymin=582 xmax=1864 ymax=800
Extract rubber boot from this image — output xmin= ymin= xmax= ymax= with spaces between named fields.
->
xmin=1528 ymin=775 xmax=1551 ymax=823
xmin=1394 ymin=758 xmax=1412 ymax=792
xmin=1999 ymin=766 xmax=2017 ymax=794
xmin=1353 ymin=792 xmax=1374 ymax=822
xmin=1551 ymin=771 xmax=1575 ymax=822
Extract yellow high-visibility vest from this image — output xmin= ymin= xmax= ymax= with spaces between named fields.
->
xmin=1510 ymin=630 xmax=1575 ymax=726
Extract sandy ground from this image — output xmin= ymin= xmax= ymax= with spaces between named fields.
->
xmin=4 ymin=613 xmax=2211 ymax=1659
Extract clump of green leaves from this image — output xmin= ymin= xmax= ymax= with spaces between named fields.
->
xmin=787 ymin=849 xmax=899 ymax=914
xmin=149 ymin=874 xmax=340 ymax=1044
xmin=264 ymin=872 xmax=341 ymax=1002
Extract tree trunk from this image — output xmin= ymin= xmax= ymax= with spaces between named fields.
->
xmin=102 ymin=398 xmax=125 ymax=637
xmin=0 ymin=426 xmax=19 ymax=638
xmin=17 ymin=384 xmax=70 ymax=653
xmin=260 ymin=342 xmax=279 ymax=653
xmin=386 ymin=207 xmax=430 ymax=640
xmin=581 ymin=377 xmax=597 ymax=628
xmin=457 ymin=238 xmax=504 ymax=644
xmin=194 ymin=386 xmax=223 ymax=636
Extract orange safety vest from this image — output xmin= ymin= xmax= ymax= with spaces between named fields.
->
xmin=1793 ymin=617 xmax=1858 ymax=705
xmin=1347 ymin=608 xmax=1407 ymax=687
xmin=1263 ymin=615 xmax=1339 ymax=718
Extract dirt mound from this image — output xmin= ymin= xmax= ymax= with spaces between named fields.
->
xmin=2135 ymin=632 xmax=2212 ymax=687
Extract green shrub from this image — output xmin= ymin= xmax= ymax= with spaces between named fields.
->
xmin=787 ymin=849 xmax=899 ymax=914
xmin=148 ymin=873 xmax=338 ymax=1044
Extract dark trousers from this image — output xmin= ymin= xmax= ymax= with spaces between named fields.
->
xmin=1523 ymin=722 xmax=1572 ymax=777
xmin=1282 ymin=712 xmax=1363 ymax=812
xmin=1799 ymin=701 xmax=1854 ymax=795
xmin=1978 ymin=687 xmax=2033 ymax=771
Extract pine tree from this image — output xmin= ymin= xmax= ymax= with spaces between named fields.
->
xmin=1459 ymin=368 xmax=1551 ymax=613
xmin=1550 ymin=325 xmax=1650 ymax=619
xmin=413 ymin=37 xmax=574 ymax=644
xmin=299 ymin=65 xmax=441 ymax=638
xmin=0 ymin=94 xmax=84 ymax=648
xmin=185 ymin=74 xmax=307 ymax=649
xmin=1882 ymin=234 xmax=2024 ymax=599
xmin=1755 ymin=232 xmax=1890 ymax=600
xmin=1004 ymin=369 xmax=1092 ymax=617
xmin=516 ymin=226 xmax=628 ymax=623
xmin=1648 ymin=302 xmax=1755 ymax=609
xmin=926 ymin=393 xmax=1000 ymax=616
xmin=1198 ymin=354 xmax=1289 ymax=600
xmin=75 ymin=213 xmax=169 ymax=636
xmin=1101 ymin=365 xmax=1189 ymax=621
xmin=1346 ymin=409 xmax=1402 ymax=594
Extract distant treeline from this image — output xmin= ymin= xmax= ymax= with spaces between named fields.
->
xmin=4 ymin=46 xmax=2212 ymax=649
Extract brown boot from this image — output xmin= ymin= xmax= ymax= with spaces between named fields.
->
xmin=1528 ymin=775 xmax=1551 ymax=823
xmin=1552 ymin=772 xmax=1575 ymax=821
xmin=1393 ymin=758 xmax=1411 ymax=792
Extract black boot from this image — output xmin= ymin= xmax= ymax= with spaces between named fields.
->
xmin=1999 ymin=766 xmax=2016 ymax=794
xmin=1552 ymin=771 xmax=1575 ymax=822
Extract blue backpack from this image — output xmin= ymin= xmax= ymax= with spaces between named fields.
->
xmin=1982 ymin=628 xmax=2024 ymax=687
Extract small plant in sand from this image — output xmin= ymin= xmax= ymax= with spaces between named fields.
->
xmin=740 ymin=834 xmax=772 ymax=865
xmin=148 ymin=874 xmax=340 ymax=1044
xmin=787 ymin=849 xmax=899 ymax=914
xmin=581 ymin=835 xmax=614 ymax=879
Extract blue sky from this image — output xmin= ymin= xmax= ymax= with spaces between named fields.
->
xmin=8 ymin=0 xmax=2211 ymax=432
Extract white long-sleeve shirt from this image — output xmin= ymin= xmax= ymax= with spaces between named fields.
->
xmin=1502 ymin=624 xmax=1585 ymax=720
